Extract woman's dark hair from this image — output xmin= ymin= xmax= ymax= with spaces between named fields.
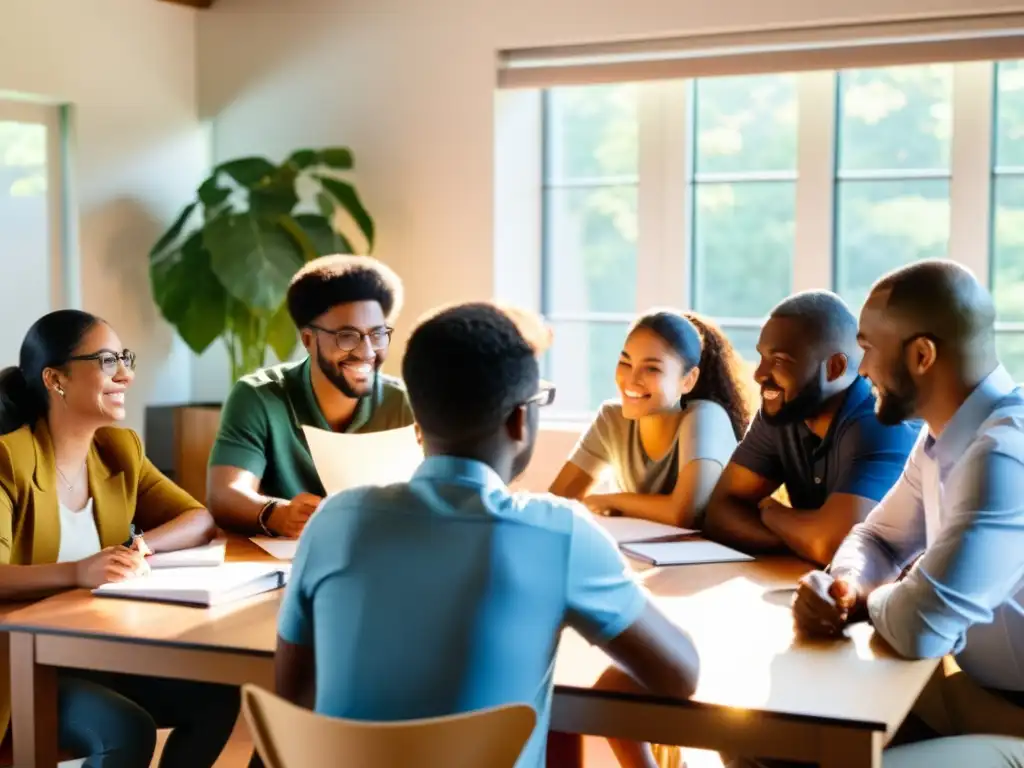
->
xmin=0 ymin=310 xmax=101 ymax=434
xmin=629 ymin=309 xmax=755 ymax=440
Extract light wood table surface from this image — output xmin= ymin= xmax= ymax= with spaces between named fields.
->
xmin=3 ymin=538 xmax=938 ymax=768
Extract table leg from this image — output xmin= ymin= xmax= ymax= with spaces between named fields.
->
xmin=10 ymin=632 xmax=58 ymax=768
xmin=819 ymin=730 xmax=883 ymax=768
xmin=547 ymin=730 xmax=583 ymax=768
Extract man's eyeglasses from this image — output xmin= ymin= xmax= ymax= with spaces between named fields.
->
xmin=308 ymin=324 xmax=393 ymax=352
xmin=524 ymin=383 xmax=556 ymax=408
xmin=68 ymin=349 xmax=137 ymax=375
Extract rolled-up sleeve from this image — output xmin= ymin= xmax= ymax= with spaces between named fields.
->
xmin=867 ymin=442 xmax=1024 ymax=660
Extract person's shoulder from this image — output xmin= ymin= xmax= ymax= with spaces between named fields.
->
xmin=684 ymin=398 xmax=732 ymax=424
xmin=498 ymin=489 xmax=589 ymax=538
xmin=837 ymin=407 xmax=920 ymax=450
xmin=0 ymin=424 xmax=36 ymax=485
xmin=233 ymin=361 xmax=303 ymax=396
xmin=93 ymin=426 xmax=146 ymax=471
xmin=974 ymin=389 xmax=1024 ymax=461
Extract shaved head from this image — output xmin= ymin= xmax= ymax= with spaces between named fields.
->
xmin=871 ymin=260 xmax=996 ymax=357
xmin=769 ymin=290 xmax=860 ymax=355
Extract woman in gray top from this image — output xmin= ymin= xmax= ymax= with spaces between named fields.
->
xmin=550 ymin=310 xmax=754 ymax=529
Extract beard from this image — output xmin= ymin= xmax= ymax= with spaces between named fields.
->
xmin=873 ymin=360 xmax=918 ymax=426
xmin=316 ymin=338 xmax=378 ymax=398
xmin=762 ymin=372 xmax=827 ymax=426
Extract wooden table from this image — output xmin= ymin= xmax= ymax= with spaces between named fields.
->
xmin=3 ymin=539 xmax=939 ymax=768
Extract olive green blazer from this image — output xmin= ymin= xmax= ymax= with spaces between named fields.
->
xmin=0 ymin=420 xmax=202 ymax=742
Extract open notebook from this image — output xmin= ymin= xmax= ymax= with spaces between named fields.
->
xmin=93 ymin=562 xmax=291 ymax=607
xmin=621 ymin=540 xmax=753 ymax=566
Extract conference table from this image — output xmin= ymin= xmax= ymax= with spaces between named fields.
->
xmin=3 ymin=537 xmax=939 ymax=768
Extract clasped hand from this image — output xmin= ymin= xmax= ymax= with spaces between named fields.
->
xmin=792 ymin=570 xmax=862 ymax=637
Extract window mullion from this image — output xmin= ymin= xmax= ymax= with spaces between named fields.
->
xmin=793 ymin=70 xmax=837 ymax=293
xmin=949 ymin=61 xmax=995 ymax=287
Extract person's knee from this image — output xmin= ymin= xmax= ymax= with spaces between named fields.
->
xmin=194 ymin=683 xmax=242 ymax=731
xmin=112 ymin=700 xmax=159 ymax=764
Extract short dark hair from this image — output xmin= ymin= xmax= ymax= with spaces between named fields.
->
xmin=402 ymin=302 xmax=539 ymax=442
xmin=285 ymin=255 xmax=403 ymax=328
xmin=0 ymin=309 xmax=101 ymax=434
xmin=871 ymin=259 xmax=995 ymax=350
xmin=769 ymin=290 xmax=859 ymax=352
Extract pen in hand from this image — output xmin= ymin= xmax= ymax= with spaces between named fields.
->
xmin=127 ymin=525 xmax=152 ymax=575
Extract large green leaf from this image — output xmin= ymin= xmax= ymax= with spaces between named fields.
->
xmin=316 ymin=176 xmax=375 ymax=250
xmin=286 ymin=149 xmax=317 ymax=171
xmin=149 ymin=202 xmax=196 ymax=260
xmin=293 ymin=213 xmax=353 ymax=256
xmin=249 ymin=167 xmax=298 ymax=217
xmin=150 ymin=232 xmax=227 ymax=354
xmin=197 ymin=176 xmax=231 ymax=213
xmin=203 ymin=213 xmax=305 ymax=311
xmin=267 ymin=302 xmax=298 ymax=362
xmin=216 ymin=157 xmax=277 ymax=188
xmin=317 ymin=147 xmax=353 ymax=170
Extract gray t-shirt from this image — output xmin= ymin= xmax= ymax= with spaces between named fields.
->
xmin=569 ymin=399 xmax=738 ymax=495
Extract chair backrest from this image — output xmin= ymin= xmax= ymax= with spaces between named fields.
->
xmin=242 ymin=684 xmax=536 ymax=768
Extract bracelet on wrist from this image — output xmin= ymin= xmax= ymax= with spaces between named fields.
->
xmin=257 ymin=499 xmax=280 ymax=537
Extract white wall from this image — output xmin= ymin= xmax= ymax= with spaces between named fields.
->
xmin=196 ymin=0 xmax=1024 ymax=400
xmin=0 ymin=0 xmax=207 ymax=431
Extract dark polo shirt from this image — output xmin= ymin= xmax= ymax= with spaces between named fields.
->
xmin=731 ymin=376 xmax=918 ymax=509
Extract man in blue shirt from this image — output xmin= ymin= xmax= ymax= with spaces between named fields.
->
xmin=274 ymin=302 xmax=701 ymax=768
xmin=792 ymin=260 xmax=1024 ymax=765
xmin=705 ymin=291 xmax=918 ymax=565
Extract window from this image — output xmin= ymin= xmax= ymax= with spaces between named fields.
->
xmin=0 ymin=102 xmax=63 ymax=365
xmin=993 ymin=60 xmax=1024 ymax=382
xmin=525 ymin=60 xmax=1017 ymax=417
xmin=691 ymin=74 xmax=798 ymax=364
xmin=835 ymin=65 xmax=953 ymax=310
xmin=542 ymin=85 xmax=638 ymax=416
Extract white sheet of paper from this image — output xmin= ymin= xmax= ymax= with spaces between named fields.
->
xmin=250 ymin=536 xmax=299 ymax=561
xmin=302 ymin=424 xmax=423 ymax=495
xmin=93 ymin=562 xmax=291 ymax=607
xmin=145 ymin=540 xmax=226 ymax=569
xmin=593 ymin=516 xmax=697 ymax=545
xmin=621 ymin=540 xmax=753 ymax=566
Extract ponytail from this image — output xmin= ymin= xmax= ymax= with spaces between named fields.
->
xmin=0 ymin=366 xmax=41 ymax=435
xmin=682 ymin=312 xmax=756 ymax=440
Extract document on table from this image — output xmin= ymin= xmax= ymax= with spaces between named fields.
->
xmin=301 ymin=424 xmax=423 ymax=495
xmin=93 ymin=562 xmax=291 ymax=607
xmin=621 ymin=540 xmax=753 ymax=566
xmin=250 ymin=536 xmax=299 ymax=561
xmin=145 ymin=540 xmax=226 ymax=569
xmin=593 ymin=516 xmax=697 ymax=545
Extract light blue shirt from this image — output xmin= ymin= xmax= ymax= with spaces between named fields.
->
xmin=832 ymin=365 xmax=1024 ymax=690
xmin=277 ymin=455 xmax=648 ymax=768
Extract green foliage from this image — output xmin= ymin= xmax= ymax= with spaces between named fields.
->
xmin=148 ymin=148 xmax=376 ymax=382
xmin=546 ymin=65 xmax=1024 ymax=411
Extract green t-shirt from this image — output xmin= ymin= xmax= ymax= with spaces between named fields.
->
xmin=208 ymin=358 xmax=415 ymax=499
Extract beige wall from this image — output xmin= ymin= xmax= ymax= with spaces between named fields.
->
xmin=195 ymin=0 xmax=1024 ymax=400
xmin=0 ymin=0 xmax=207 ymax=431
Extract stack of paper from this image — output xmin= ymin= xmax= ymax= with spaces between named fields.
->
xmin=145 ymin=540 xmax=226 ymax=569
xmin=621 ymin=540 xmax=753 ymax=566
xmin=593 ymin=516 xmax=697 ymax=545
xmin=250 ymin=536 xmax=299 ymax=561
xmin=94 ymin=562 xmax=291 ymax=607
xmin=301 ymin=424 xmax=423 ymax=495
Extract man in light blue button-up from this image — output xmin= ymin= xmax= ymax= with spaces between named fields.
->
xmin=791 ymin=260 xmax=1024 ymax=766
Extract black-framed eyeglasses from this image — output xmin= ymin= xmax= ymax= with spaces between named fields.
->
xmin=67 ymin=349 xmax=137 ymax=375
xmin=308 ymin=324 xmax=393 ymax=352
xmin=524 ymin=382 xmax=556 ymax=408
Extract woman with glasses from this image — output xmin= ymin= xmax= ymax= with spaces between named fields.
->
xmin=0 ymin=309 xmax=240 ymax=767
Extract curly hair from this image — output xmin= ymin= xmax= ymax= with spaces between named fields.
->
xmin=286 ymin=254 xmax=404 ymax=328
xmin=682 ymin=312 xmax=756 ymax=440
xmin=631 ymin=309 xmax=755 ymax=440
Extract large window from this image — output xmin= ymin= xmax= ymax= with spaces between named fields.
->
xmin=532 ymin=61 xmax=1015 ymax=417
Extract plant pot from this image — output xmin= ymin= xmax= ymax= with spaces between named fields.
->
xmin=144 ymin=404 xmax=223 ymax=506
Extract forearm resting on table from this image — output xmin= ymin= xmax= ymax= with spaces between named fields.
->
xmin=141 ymin=508 xmax=219 ymax=553
xmin=764 ymin=493 xmax=878 ymax=567
xmin=0 ymin=562 xmax=78 ymax=601
xmin=206 ymin=465 xmax=272 ymax=534
xmin=704 ymin=494 xmax=784 ymax=552
xmin=596 ymin=493 xmax=693 ymax=528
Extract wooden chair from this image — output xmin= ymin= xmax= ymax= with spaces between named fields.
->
xmin=242 ymin=684 xmax=536 ymax=768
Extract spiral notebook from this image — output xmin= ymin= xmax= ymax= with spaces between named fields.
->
xmin=93 ymin=562 xmax=291 ymax=607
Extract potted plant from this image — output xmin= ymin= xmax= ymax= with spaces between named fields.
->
xmin=144 ymin=147 xmax=375 ymax=499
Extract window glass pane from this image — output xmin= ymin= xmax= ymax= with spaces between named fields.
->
xmin=997 ymin=333 xmax=1024 ymax=384
xmin=695 ymin=74 xmax=798 ymax=174
xmin=545 ymin=85 xmax=638 ymax=182
xmin=996 ymin=60 xmax=1024 ymax=168
xmin=838 ymin=64 xmax=953 ymax=172
xmin=544 ymin=185 xmax=637 ymax=314
xmin=835 ymin=179 xmax=950 ymax=311
xmin=692 ymin=182 xmax=794 ymax=317
xmin=545 ymin=320 xmax=628 ymax=414
xmin=992 ymin=177 xmax=1024 ymax=322
xmin=0 ymin=119 xmax=50 ymax=364
xmin=718 ymin=325 xmax=760 ymax=381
